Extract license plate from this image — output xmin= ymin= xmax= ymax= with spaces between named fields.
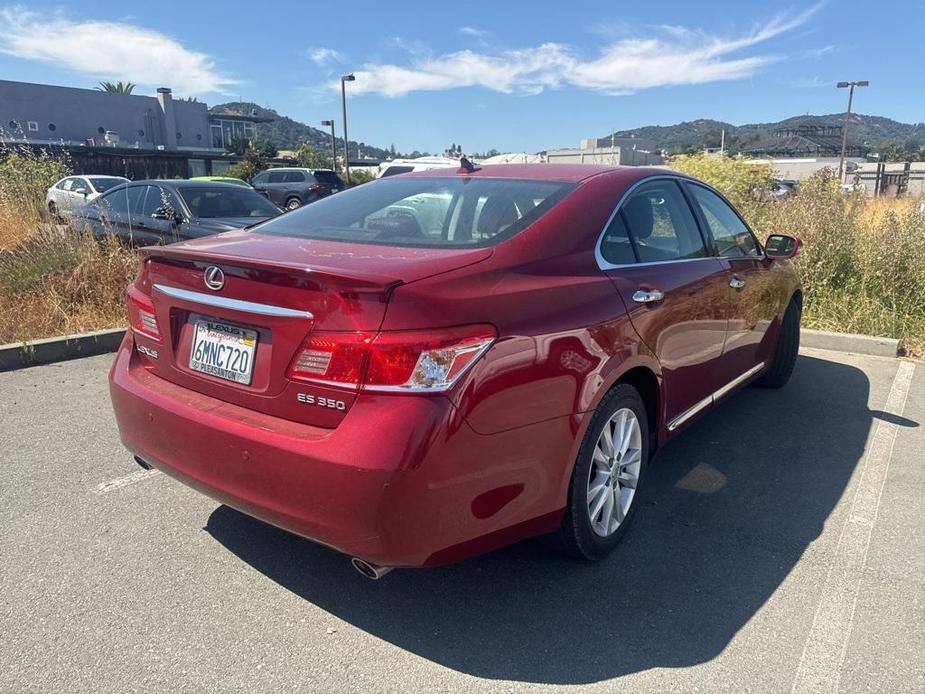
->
xmin=189 ymin=319 xmax=257 ymax=385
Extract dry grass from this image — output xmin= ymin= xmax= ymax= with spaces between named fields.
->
xmin=0 ymin=146 xmax=137 ymax=344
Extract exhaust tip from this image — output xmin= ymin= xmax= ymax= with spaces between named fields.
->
xmin=133 ymin=455 xmax=153 ymax=470
xmin=351 ymin=557 xmax=392 ymax=580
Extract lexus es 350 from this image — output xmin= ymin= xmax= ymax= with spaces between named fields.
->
xmin=109 ymin=164 xmax=802 ymax=578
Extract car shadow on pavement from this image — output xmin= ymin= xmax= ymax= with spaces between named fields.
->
xmin=206 ymin=354 xmax=877 ymax=685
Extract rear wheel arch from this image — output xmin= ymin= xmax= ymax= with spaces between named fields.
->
xmin=614 ymin=366 xmax=660 ymax=452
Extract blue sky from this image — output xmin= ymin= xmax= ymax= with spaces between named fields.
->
xmin=0 ymin=1 xmax=920 ymax=153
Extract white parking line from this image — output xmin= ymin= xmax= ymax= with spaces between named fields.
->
xmin=791 ymin=360 xmax=916 ymax=694
xmin=94 ymin=468 xmax=161 ymax=495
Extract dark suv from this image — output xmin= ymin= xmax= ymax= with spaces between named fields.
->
xmin=251 ymin=168 xmax=345 ymax=210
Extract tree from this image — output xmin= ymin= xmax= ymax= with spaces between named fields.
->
xmin=97 ymin=81 xmax=136 ymax=95
xmin=224 ymin=143 xmax=269 ymax=182
xmin=295 ymin=143 xmax=333 ymax=170
xmin=876 ymin=139 xmax=906 ymax=162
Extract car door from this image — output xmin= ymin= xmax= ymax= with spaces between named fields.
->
xmin=251 ymin=171 xmax=270 ymax=197
xmin=599 ymin=178 xmax=729 ymax=430
xmin=264 ymin=170 xmax=288 ymax=205
xmin=684 ymin=182 xmax=781 ymax=387
xmin=90 ymin=185 xmax=143 ymax=239
xmin=129 ymin=185 xmax=182 ymax=244
xmin=65 ymin=177 xmax=91 ymax=212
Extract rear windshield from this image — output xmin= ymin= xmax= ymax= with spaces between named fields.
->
xmin=178 ymin=186 xmax=282 ymax=218
xmin=313 ymin=170 xmax=342 ymax=186
xmin=90 ymin=177 xmax=126 ymax=193
xmin=252 ymin=177 xmax=575 ymax=247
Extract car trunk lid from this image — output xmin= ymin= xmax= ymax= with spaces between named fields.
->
xmin=132 ymin=231 xmax=491 ymax=427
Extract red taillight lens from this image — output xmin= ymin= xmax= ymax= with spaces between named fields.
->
xmin=287 ymin=325 xmax=496 ymax=392
xmin=126 ymin=286 xmax=160 ymax=341
xmin=308 ymin=183 xmax=325 ymax=192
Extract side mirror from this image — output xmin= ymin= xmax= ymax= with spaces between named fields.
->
xmin=152 ymin=207 xmax=181 ymax=224
xmin=765 ymin=234 xmax=801 ymax=260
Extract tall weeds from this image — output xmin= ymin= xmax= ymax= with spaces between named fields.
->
xmin=0 ymin=145 xmax=136 ymax=343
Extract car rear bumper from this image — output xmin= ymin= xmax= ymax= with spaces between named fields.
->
xmin=109 ymin=334 xmax=568 ymax=567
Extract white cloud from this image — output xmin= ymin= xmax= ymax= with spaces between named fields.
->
xmin=459 ymin=26 xmax=488 ymax=37
xmin=308 ymin=47 xmax=343 ymax=66
xmin=342 ymin=5 xmax=822 ymax=98
xmin=0 ymin=8 xmax=235 ymax=95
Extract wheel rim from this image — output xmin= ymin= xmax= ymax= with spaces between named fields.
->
xmin=287 ymin=199 xmax=300 ymax=210
xmin=587 ymin=407 xmax=642 ymax=537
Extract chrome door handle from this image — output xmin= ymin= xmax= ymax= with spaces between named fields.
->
xmin=729 ymin=276 xmax=746 ymax=289
xmin=632 ymin=289 xmax=665 ymax=304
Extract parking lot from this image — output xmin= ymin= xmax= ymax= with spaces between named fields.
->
xmin=1 ymin=347 xmax=922 ymax=693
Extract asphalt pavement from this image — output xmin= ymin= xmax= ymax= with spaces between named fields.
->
xmin=1 ymin=348 xmax=922 ymax=693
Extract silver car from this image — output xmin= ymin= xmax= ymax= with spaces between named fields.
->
xmin=46 ymin=175 xmax=129 ymax=218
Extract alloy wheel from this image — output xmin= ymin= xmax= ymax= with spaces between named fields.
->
xmin=587 ymin=407 xmax=642 ymax=537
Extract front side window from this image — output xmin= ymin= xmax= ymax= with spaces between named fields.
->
xmin=253 ymin=177 xmax=574 ymax=248
xmin=99 ymin=186 xmax=144 ymax=215
xmin=687 ymin=184 xmax=760 ymax=258
xmin=615 ymin=180 xmax=706 ymax=263
xmin=178 ymin=186 xmax=281 ymax=218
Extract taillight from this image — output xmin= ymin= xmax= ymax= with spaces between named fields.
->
xmin=287 ymin=325 xmax=496 ymax=392
xmin=308 ymin=183 xmax=325 ymax=192
xmin=126 ymin=285 xmax=161 ymax=341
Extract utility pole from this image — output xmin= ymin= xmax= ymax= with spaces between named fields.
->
xmin=837 ymin=80 xmax=869 ymax=182
xmin=321 ymin=120 xmax=336 ymax=172
xmin=340 ymin=73 xmax=355 ymax=184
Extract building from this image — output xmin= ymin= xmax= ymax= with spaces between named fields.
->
xmin=0 ymin=79 xmax=277 ymax=179
xmin=741 ymin=125 xmax=868 ymax=159
xmin=544 ymin=137 xmax=664 ymax=166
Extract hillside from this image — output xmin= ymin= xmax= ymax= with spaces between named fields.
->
xmin=604 ymin=113 xmax=925 ymax=155
xmin=210 ymin=102 xmax=394 ymax=160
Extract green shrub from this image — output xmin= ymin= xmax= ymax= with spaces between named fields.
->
xmin=672 ymin=155 xmax=925 ymax=355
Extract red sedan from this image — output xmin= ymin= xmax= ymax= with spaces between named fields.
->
xmin=109 ymin=164 xmax=802 ymax=578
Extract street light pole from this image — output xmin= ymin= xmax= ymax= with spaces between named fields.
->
xmin=340 ymin=74 xmax=356 ymax=185
xmin=320 ymin=119 xmax=336 ymax=172
xmin=837 ymin=80 xmax=869 ymax=182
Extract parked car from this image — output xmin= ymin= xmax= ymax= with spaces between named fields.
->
xmin=190 ymin=176 xmax=252 ymax=187
xmin=109 ymin=165 xmax=802 ymax=578
xmin=250 ymin=168 xmax=344 ymax=210
xmin=377 ymin=156 xmax=459 ymax=178
xmin=46 ymin=175 xmax=129 ymax=218
xmin=72 ymin=180 xmax=281 ymax=245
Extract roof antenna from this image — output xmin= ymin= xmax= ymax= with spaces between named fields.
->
xmin=457 ymin=156 xmax=480 ymax=174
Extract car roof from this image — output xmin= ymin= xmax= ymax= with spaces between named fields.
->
xmin=125 ymin=179 xmax=252 ymax=188
xmin=401 ymin=163 xmax=671 ymax=183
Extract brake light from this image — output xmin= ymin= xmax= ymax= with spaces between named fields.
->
xmin=308 ymin=183 xmax=326 ymax=192
xmin=126 ymin=286 xmax=161 ymax=341
xmin=287 ymin=325 xmax=496 ymax=392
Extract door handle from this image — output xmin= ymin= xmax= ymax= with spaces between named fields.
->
xmin=632 ymin=289 xmax=665 ymax=304
xmin=729 ymin=276 xmax=746 ymax=289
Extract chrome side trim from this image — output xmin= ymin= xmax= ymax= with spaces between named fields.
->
xmin=666 ymin=361 xmax=766 ymax=432
xmin=666 ymin=394 xmax=713 ymax=432
xmin=713 ymin=361 xmax=766 ymax=401
xmin=153 ymin=284 xmax=312 ymax=319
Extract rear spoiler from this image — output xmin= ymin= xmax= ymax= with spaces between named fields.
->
xmin=139 ymin=245 xmax=404 ymax=293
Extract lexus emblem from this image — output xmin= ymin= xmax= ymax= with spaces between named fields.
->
xmin=204 ymin=266 xmax=225 ymax=291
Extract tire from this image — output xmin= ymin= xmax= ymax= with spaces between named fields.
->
xmin=285 ymin=197 xmax=302 ymax=211
xmin=755 ymin=296 xmax=801 ymax=389
xmin=47 ymin=201 xmax=59 ymax=221
xmin=559 ymin=383 xmax=650 ymax=561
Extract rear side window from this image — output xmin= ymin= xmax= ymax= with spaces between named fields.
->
xmin=100 ymin=185 xmax=144 ymax=214
xmin=267 ymin=171 xmax=286 ymax=183
xmin=284 ymin=171 xmax=307 ymax=183
xmin=687 ymin=184 xmax=760 ymax=258
xmin=89 ymin=177 xmax=125 ymax=193
xmin=613 ymin=180 xmax=706 ymax=263
xmin=253 ymin=177 xmax=575 ymax=248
